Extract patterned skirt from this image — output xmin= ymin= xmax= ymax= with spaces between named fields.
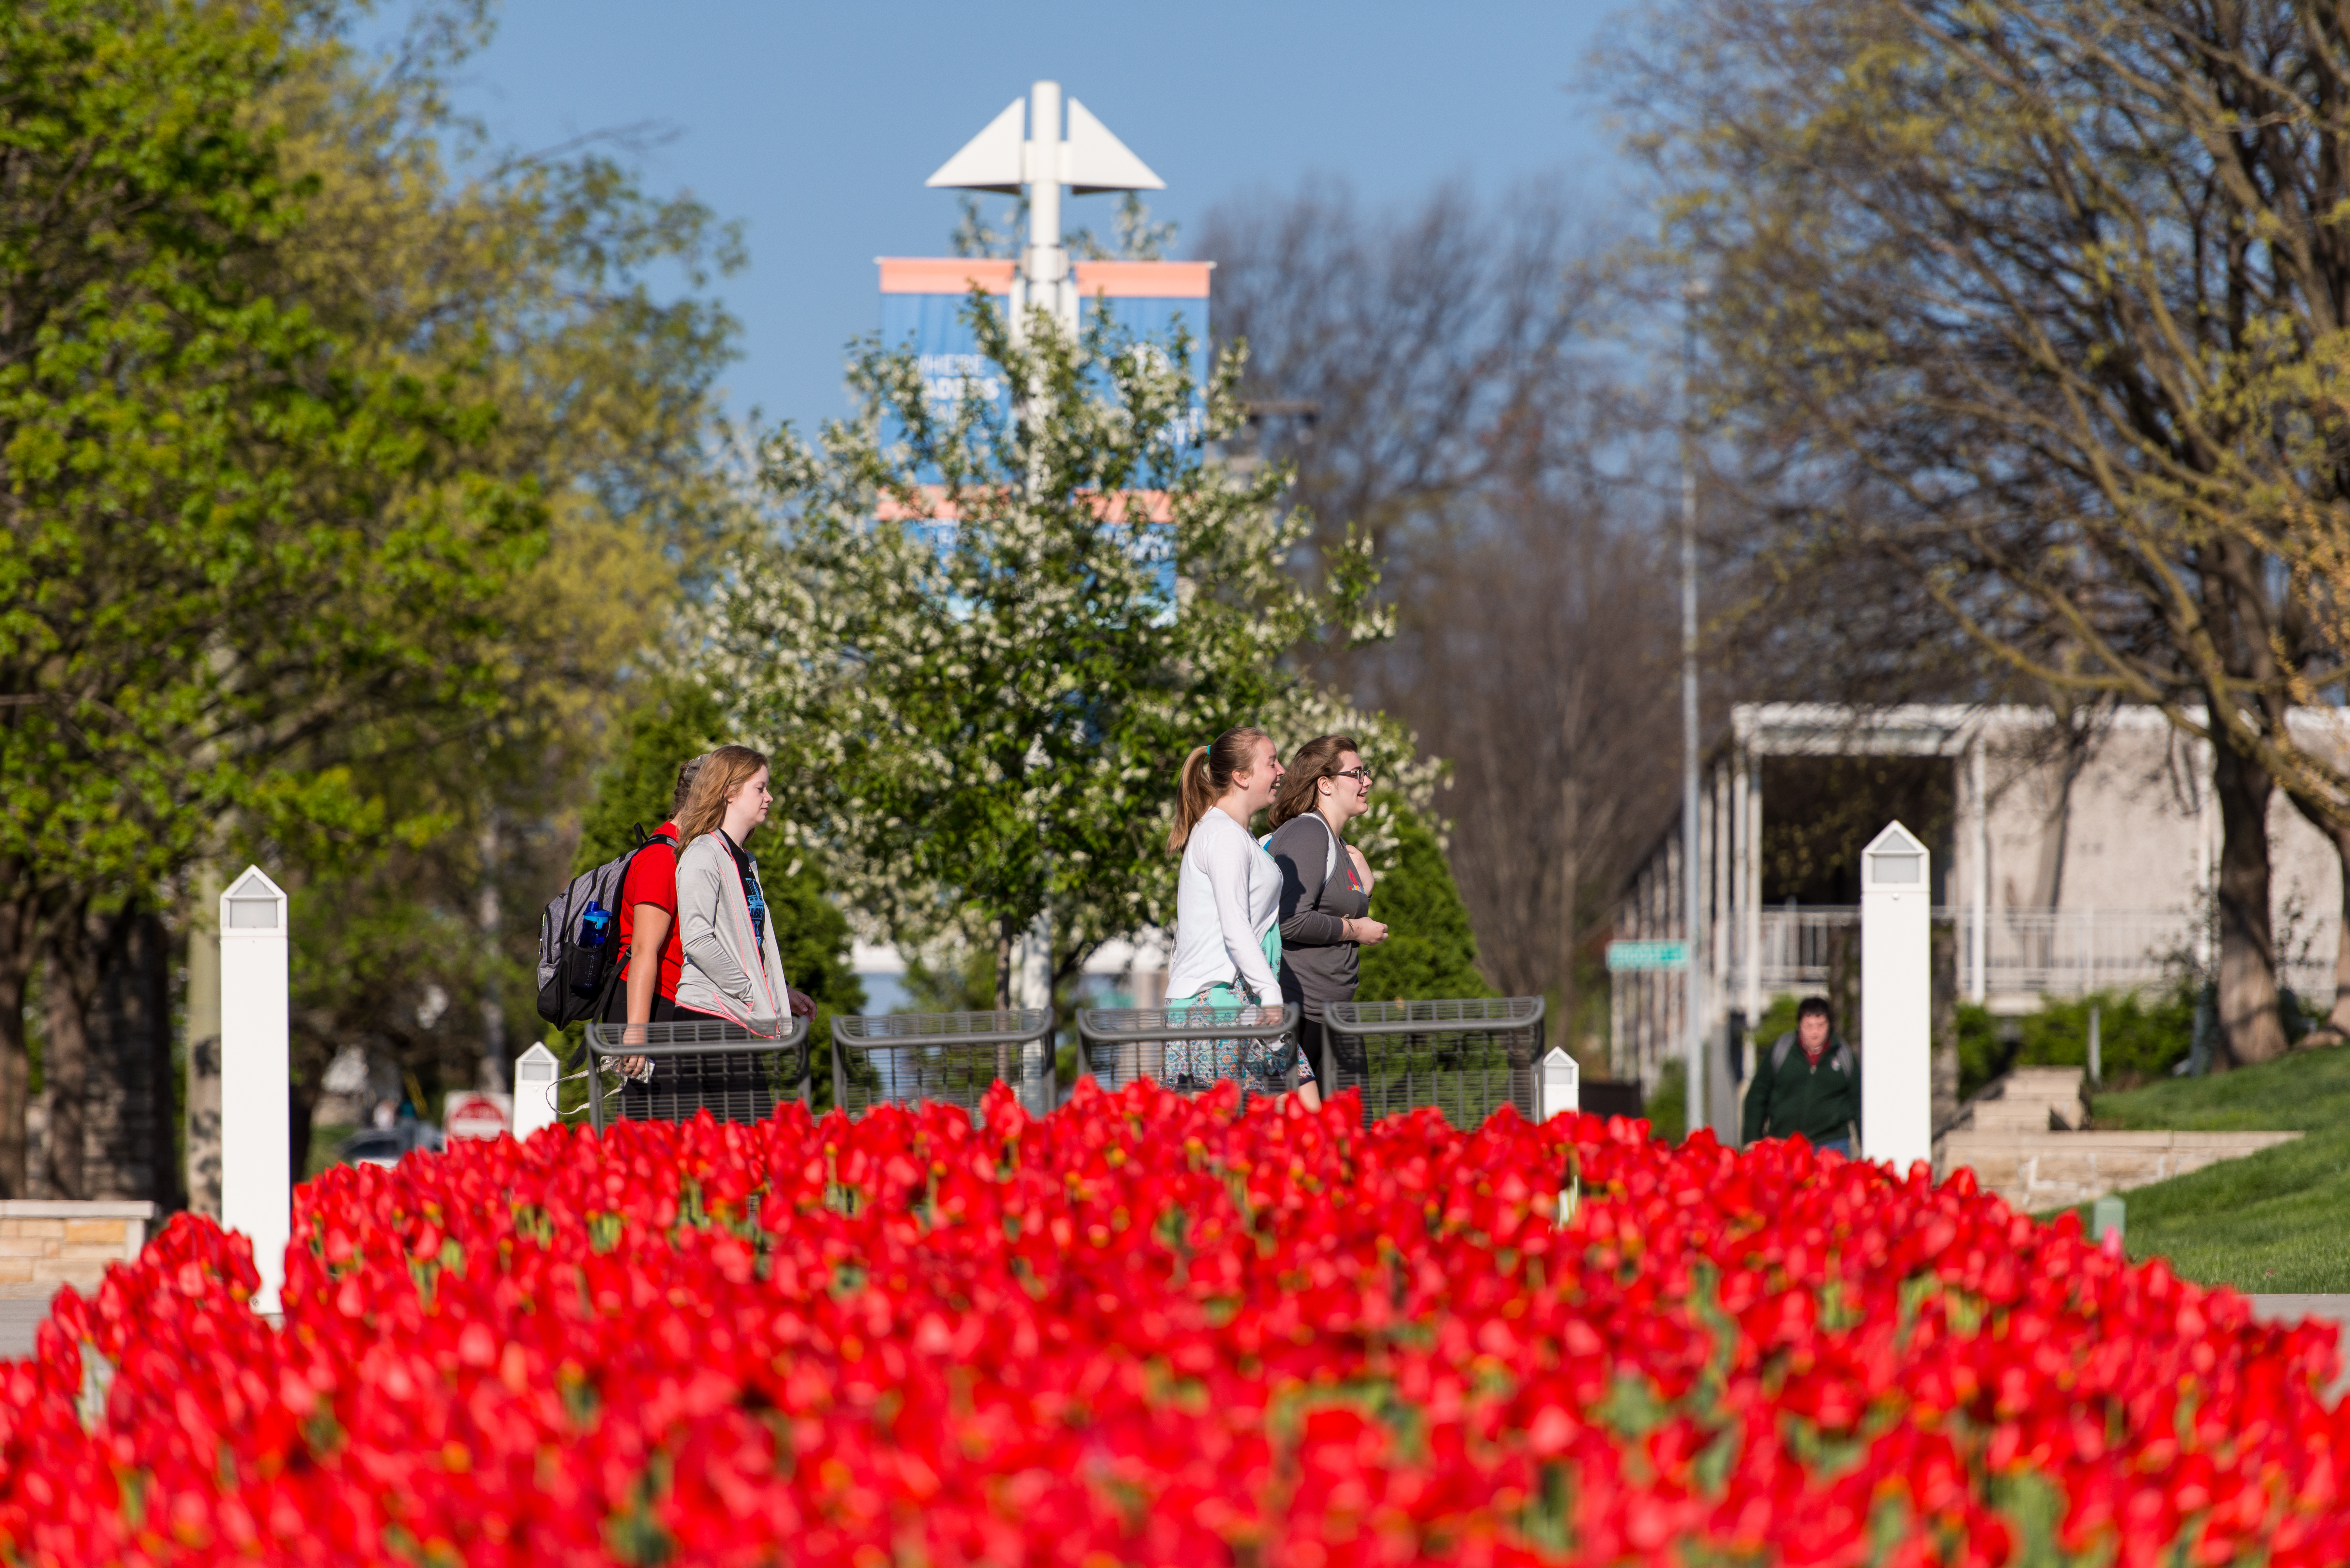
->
xmin=1162 ymin=925 xmax=1306 ymax=1095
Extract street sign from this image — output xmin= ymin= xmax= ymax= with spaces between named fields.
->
xmin=1606 ymin=939 xmax=1689 ymax=973
xmin=444 ymin=1091 xmax=512 ymax=1143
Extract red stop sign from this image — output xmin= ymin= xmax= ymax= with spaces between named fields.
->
xmin=444 ymin=1092 xmax=511 ymax=1142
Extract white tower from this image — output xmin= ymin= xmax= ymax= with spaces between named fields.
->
xmin=926 ymin=82 xmax=1164 ymax=341
xmin=219 ymin=866 xmax=290 ymax=1313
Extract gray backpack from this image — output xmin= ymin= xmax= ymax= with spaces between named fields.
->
xmin=534 ymin=825 xmax=677 ymax=1027
xmin=1772 ymin=1031 xmax=1856 ymax=1078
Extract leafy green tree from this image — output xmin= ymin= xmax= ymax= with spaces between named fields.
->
xmin=693 ymin=295 xmax=1412 ymax=1008
xmin=0 ymin=0 xmax=562 ymax=1192
xmin=573 ymin=683 xmax=730 ymax=871
xmin=1621 ymin=0 xmax=2350 ymax=1064
xmin=572 ymin=683 xmax=866 ymax=1110
xmin=247 ymin=12 xmax=751 ymax=1172
xmin=1355 ymin=796 xmax=1496 ymax=1003
xmin=1 ymin=0 xmax=758 ymax=1188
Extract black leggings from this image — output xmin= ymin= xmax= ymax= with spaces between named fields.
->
xmin=1303 ymin=1015 xmax=1371 ymax=1082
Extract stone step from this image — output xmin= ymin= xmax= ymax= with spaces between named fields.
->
xmin=1938 ymin=1129 xmax=2300 ymax=1211
xmin=1962 ymin=1066 xmax=2087 ymax=1133
xmin=2003 ymin=1066 xmax=2087 ymax=1094
xmin=1971 ymin=1098 xmax=2081 ymax=1132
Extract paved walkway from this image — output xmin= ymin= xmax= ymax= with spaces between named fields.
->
xmin=2253 ymin=1297 xmax=2350 ymax=1396
xmin=0 ymin=1292 xmax=55 ymax=1359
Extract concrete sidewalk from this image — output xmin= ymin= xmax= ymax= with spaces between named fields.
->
xmin=2251 ymin=1295 xmax=2350 ymax=1333
xmin=0 ymin=1292 xmax=56 ymax=1359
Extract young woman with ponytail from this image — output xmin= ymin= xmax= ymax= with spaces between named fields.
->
xmin=1163 ymin=727 xmax=1322 ymax=1107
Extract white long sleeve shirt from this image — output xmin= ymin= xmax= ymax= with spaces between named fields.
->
xmin=1166 ymin=806 xmax=1283 ymax=1002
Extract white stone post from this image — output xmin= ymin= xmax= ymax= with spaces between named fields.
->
xmin=512 ymin=1043 xmax=560 ymax=1142
xmin=1537 ymin=1046 xmax=1580 ymax=1122
xmin=218 ymin=866 xmax=289 ymax=1313
xmin=1860 ymin=823 xmax=1932 ymax=1169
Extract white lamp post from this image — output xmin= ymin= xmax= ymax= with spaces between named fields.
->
xmin=219 ymin=866 xmax=290 ymax=1313
xmin=1679 ymin=280 xmax=1708 ymax=1138
xmin=1860 ymin=822 xmax=1932 ymax=1169
xmin=926 ymin=81 xmax=1165 ymax=342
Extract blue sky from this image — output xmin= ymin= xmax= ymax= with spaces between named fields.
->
xmin=433 ymin=0 xmax=1644 ymax=432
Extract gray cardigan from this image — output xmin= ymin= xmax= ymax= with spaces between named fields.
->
xmin=1268 ymin=812 xmax=1370 ymax=1019
xmin=672 ymin=832 xmax=792 ymax=1027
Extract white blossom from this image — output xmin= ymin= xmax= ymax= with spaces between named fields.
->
xmin=676 ymin=296 xmax=1430 ymax=994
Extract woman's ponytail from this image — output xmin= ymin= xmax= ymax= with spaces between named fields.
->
xmin=1167 ymin=727 xmax=1274 ymax=853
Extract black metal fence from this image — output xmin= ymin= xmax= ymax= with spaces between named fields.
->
xmin=1321 ymin=998 xmax=1546 ymax=1126
xmin=581 ymin=1016 xmax=810 ymax=1131
xmin=831 ymin=1009 xmax=1056 ymax=1116
xmin=1075 ymin=1003 xmax=1305 ymax=1104
xmin=577 ymin=996 xmax=1616 ymax=1133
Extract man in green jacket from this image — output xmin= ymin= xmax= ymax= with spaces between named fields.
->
xmin=1741 ymin=996 xmax=1861 ymax=1155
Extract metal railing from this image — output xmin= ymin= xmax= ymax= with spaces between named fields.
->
xmin=1323 ymin=997 xmax=1545 ymax=1127
xmin=1076 ymin=1003 xmax=1304 ymax=1104
xmin=1740 ymin=906 xmax=1865 ymax=991
xmin=1730 ymin=905 xmax=2334 ymax=1000
xmin=1957 ymin=910 xmax=2197 ymax=996
xmin=580 ymin=1016 xmax=811 ymax=1131
xmin=831 ymin=1009 xmax=1056 ymax=1116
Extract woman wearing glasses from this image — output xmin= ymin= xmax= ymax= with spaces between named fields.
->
xmin=1266 ymin=735 xmax=1388 ymax=1093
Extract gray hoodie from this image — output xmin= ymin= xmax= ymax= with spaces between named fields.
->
xmin=672 ymin=832 xmax=793 ymax=1029
xmin=1268 ymin=812 xmax=1371 ymax=1018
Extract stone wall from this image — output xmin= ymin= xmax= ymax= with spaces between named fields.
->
xmin=0 ymin=1200 xmax=157 ymax=1299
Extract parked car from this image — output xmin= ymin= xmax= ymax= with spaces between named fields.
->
xmin=334 ymin=1119 xmax=443 ymax=1170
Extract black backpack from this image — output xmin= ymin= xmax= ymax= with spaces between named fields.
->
xmin=535 ymin=825 xmax=679 ymax=1027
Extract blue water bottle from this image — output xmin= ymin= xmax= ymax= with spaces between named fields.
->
xmin=570 ymin=902 xmax=614 ymax=998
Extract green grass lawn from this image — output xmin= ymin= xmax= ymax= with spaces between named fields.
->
xmin=2078 ymin=1047 xmax=2350 ymax=1292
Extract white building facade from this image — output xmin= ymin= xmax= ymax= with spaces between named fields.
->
xmin=1613 ymin=704 xmax=2346 ymax=1119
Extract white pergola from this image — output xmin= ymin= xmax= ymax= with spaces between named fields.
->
xmin=1610 ymin=703 xmax=2288 ymax=1110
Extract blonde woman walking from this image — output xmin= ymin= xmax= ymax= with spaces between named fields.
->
xmin=665 ymin=746 xmax=811 ymax=1119
xmin=1163 ymin=727 xmax=1320 ymax=1107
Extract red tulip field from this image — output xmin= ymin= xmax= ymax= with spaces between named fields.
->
xmin=2 ymin=1080 xmax=2344 ymax=1566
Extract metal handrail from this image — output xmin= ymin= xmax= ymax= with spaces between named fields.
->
xmin=831 ymin=1008 xmax=1056 ymax=1115
xmin=1323 ymin=996 xmax=1545 ymax=1034
xmin=1077 ymin=1004 xmax=1301 ymax=1045
xmin=835 ymin=1009 xmax=1055 ymax=1047
xmin=581 ymin=1016 xmax=811 ymax=1131
xmin=1076 ymin=1004 xmax=1303 ymax=1103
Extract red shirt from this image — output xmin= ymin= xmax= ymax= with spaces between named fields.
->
xmin=617 ymin=820 xmax=686 ymax=1001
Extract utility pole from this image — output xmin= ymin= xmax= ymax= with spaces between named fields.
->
xmin=926 ymin=84 xmax=1164 ymax=1015
xmin=1682 ymin=281 xmax=1708 ymax=1135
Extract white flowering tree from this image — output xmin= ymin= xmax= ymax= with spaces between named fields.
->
xmin=689 ymin=294 xmax=1425 ymax=1008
